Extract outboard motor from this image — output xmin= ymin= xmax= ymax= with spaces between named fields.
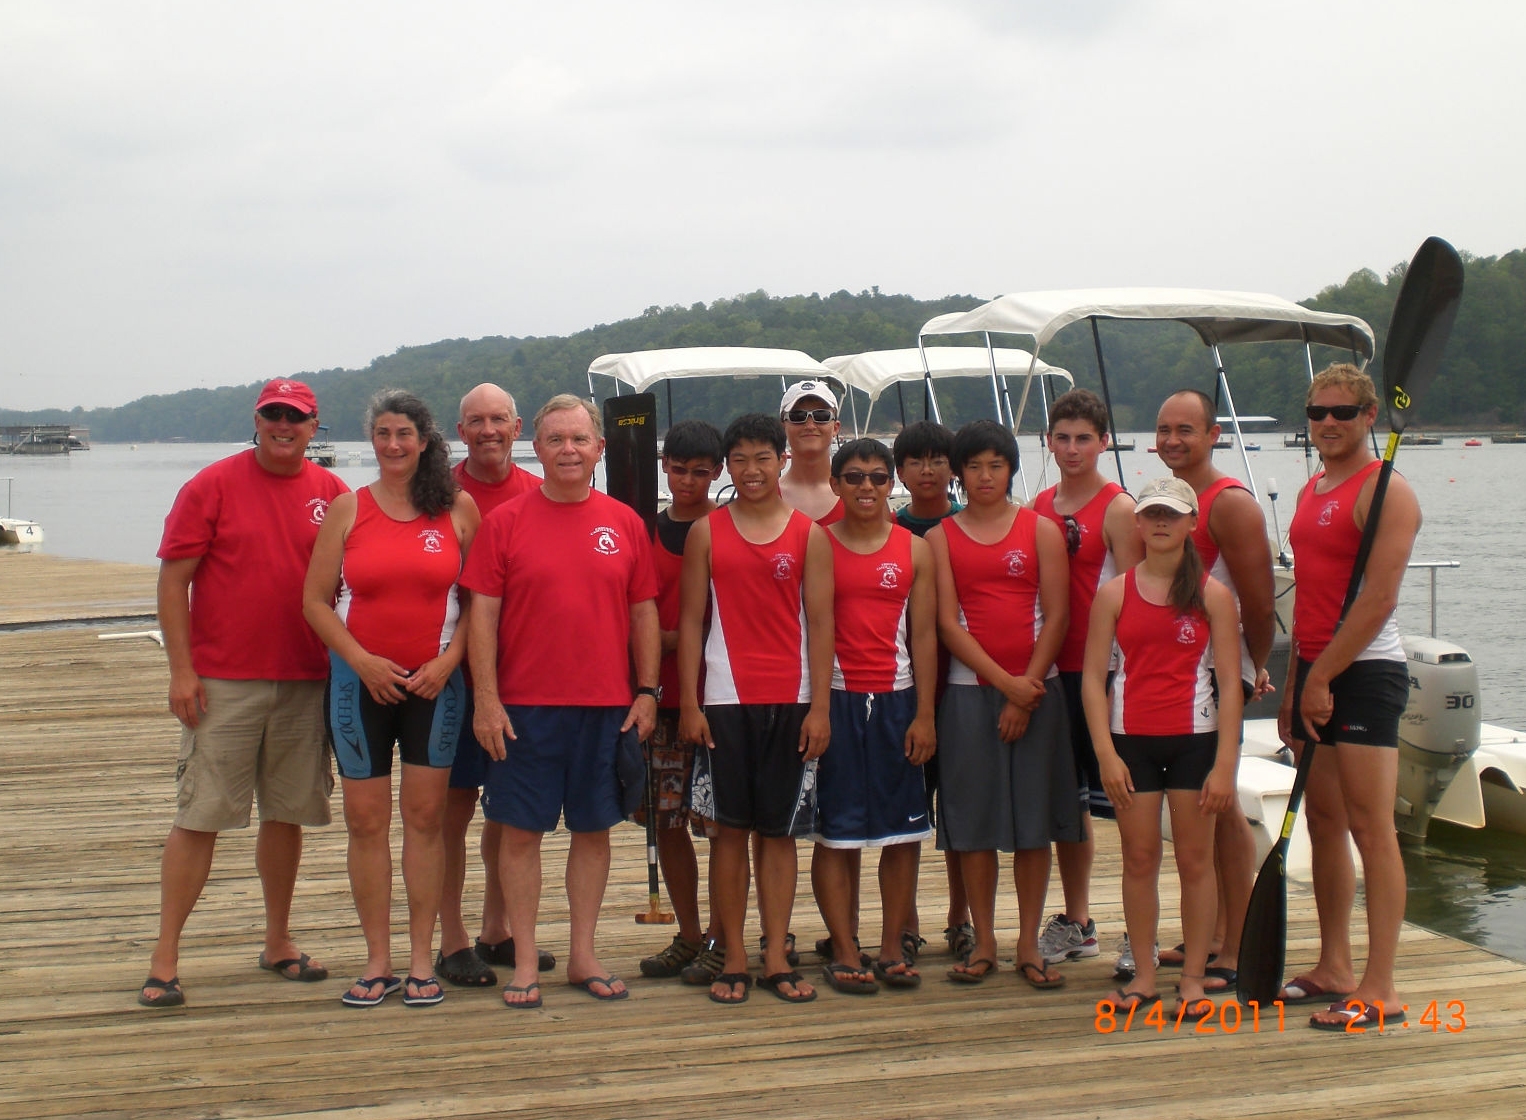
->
xmin=1396 ymin=636 xmax=1482 ymax=838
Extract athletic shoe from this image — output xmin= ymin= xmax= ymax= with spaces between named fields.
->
xmin=1112 ymin=935 xmax=1159 ymax=982
xmin=1038 ymin=913 xmax=1099 ymax=965
xmin=640 ymin=934 xmax=701 ymax=978
xmin=680 ymin=938 xmax=724 ymax=985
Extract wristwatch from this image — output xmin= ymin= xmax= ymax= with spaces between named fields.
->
xmin=636 ymin=685 xmax=661 ymax=701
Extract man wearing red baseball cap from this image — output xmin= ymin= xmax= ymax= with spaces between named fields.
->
xmin=138 ymin=379 xmax=349 ymax=1008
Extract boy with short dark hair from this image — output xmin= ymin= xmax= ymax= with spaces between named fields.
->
xmin=679 ymin=413 xmax=833 ymax=1005
xmin=635 ymin=419 xmax=724 ymax=981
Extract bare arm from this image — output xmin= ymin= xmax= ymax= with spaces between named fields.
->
xmin=1211 ymin=487 xmax=1275 ymax=677
xmin=623 ymin=598 xmax=660 ymax=740
xmin=1201 ymin=578 xmax=1243 ymax=814
xmin=157 ymin=556 xmax=205 ymax=729
xmin=799 ymin=523 xmax=834 ymax=760
xmin=468 ymin=591 xmax=514 ymax=758
xmin=1081 ymin=576 xmax=1131 ymax=809
xmin=904 ymin=534 xmax=937 ymax=765
xmin=1102 ymin=490 xmax=1144 ymax=570
xmin=677 ymin=516 xmax=713 ymax=748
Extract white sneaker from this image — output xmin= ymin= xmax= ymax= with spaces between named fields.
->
xmin=1112 ymin=935 xmax=1159 ymax=981
xmin=1038 ymin=913 xmax=1100 ymax=965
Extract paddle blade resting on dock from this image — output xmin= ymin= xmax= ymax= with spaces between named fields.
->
xmin=1237 ymin=834 xmax=1290 ymax=1005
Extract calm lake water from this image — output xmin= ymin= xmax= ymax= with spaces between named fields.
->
xmin=4 ymin=436 xmax=1524 ymax=961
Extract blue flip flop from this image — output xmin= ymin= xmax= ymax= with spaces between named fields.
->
xmin=340 ymin=975 xmax=402 ymax=1008
xmin=570 ymin=974 xmax=629 ymax=1001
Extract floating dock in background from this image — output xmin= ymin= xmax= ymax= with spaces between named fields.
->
xmin=2 ymin=554 xmax=1525 ymax=1119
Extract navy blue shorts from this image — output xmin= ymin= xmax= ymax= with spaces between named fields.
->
xmin=447 ymin=693 xmax=490 ymax=790
xmin=811 ymin=688 xmax=930 ymax=847
xmin=1290 ymin=658 xmax=1408 ymax=747
xmin=1111 ymin=731 xmax=1218 ymax=793
xmin=480 ymin=705 xmax=626 ymax=833
xmin=691 ymin=703 xmax=816 ymax=838
xmin=326 ymin=652 xmax=463 ymax=780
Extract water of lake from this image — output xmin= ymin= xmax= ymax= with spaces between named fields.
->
xmin=3 ymin=435 xmax=1524 ymax=961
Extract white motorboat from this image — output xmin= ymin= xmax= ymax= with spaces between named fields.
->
xmin=916 ymin=287 xmax=1526 ymax=867
xmin=1 ymin=477 xmax=45 ymax=548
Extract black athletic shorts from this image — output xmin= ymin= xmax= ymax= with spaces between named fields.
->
xmin=1111 ymin=731 xmax=1218 ymax=794
xmin=690 ymin=703 xmax=817 ymax=838
xmin=1290 ymin=657 xmax=1408 ymax=748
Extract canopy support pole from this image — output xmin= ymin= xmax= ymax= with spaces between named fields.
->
xmin=1089 ymin=318 xmax=1127 ymax=485
xmin=1212 ymin=343 xmax=1258 ymax=498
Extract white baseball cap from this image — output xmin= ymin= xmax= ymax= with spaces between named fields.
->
xmin=780 ymin=380 xmax=839 ymax=414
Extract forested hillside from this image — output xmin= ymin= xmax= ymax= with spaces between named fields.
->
xmin=6 ymin=250 xmax=1523 ymax=441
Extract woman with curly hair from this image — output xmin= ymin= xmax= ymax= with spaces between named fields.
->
xmin=304 ymin=389 xmax=480 ymax=1008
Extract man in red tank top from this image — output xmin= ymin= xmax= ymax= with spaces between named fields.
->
xmin=1150 ymin=389 xmax=1272 ymax=989
xmin=1278 ymin=364 xmax=1420 ymax=1031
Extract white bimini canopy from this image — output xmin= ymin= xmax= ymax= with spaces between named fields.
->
xmin=824 ymin=347 xmax=1072 ymax=405
xmin=588 ymin=346 xmax=835 ymax=394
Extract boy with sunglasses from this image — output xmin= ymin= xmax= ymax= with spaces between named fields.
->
xmin=809 ymin=439 xmax=937 ymax=992
xmin=1031 ymin=390 xmax=1142 ymax=970
xmin=779 ymin=381 xmax=844 ymax=524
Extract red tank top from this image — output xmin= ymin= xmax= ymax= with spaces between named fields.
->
xmin=654 ymin=509 xmax=700 ymax=708
xmin=1110 ymin=569 xmax=1215 ymax=736
xmin=1190 ymin=476 xmax=1248 ymax=571
xmin=336 ymin=488 xmax=462 ymax=670
xmin=703 ymin=507 xmax=814 ymax=704
xmin=1034 ymin=481 xmax=1125 ymax=672
xmin=829 ymin=526 xmax=914 ymax=693
xmin=942 ymin=507 xmax=1046 ymax=685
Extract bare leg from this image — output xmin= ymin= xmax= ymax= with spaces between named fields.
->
xmin=877 ymin=842 xmax=920 ymax=969
xmin=1295 ymin=742 xmax=1359 ymax=994
xmin=944 ymin=851 xmax=970 ymax=927
xmin=656 ymin=824 xmax=703 ymax=942
xmin=812 ymin=843 xmax=868 ymax=978
xmin=1330 ymin=742 xmax=1405 ymax=1009
xmin=565 ymin=829 xmax=624 ymax=996
xmin=497 ymin=823 xmax=543 ymax=1003
xmin=1210 ymin=802 xmax=1255 ymax=974
xmin=1012 ymin=847 xmax=1060 ymax=981
xmin=756 ymin=835 xmax=811 ymax=997
xmin=398 ymin=763 xmax=449 ymax=982
xmin=951 ymin=849 xmax=998 ymax=977
xmin=1114 ymin=791 xmax=1165 ymax=996
xmin=1166 ymin=788 xmax=1219 ymax=1005
xmin=479 ymin=819 xmax=510 ymax=943
xmin=341 ymin=775 xmax=395 ymax=994
xmin=1054 ymin=814 xmax=1094 ymax=927
xmin=709 ymin=824 xmax=751 ymax=1001
xmin=145 ymin=826 xmax=218 ymax=987
xmin=438 ymin=786 xmax=478 ymax=956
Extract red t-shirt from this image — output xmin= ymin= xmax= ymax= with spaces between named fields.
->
xmin=829 ymin=527 xmax=914 ymax=693
xmin=1109 ymin=569 xmax=1215 ymax=736
xmin=452 ymin=460 xmax=540 ymax=518
xmin=460 ymin=489 xmax=657 ymax=706
xmin=942 ymin=507 xmax=1048 ymax=685
xmin=703 ymin=507 xmax=815 ymax=705
xmin=1034 ymin=482 xmax=1125 ymax=673
xmin=158 ymin=449 xmax=349 ymax=680
xmin=335 ymin=488 xmax=462 ymax=670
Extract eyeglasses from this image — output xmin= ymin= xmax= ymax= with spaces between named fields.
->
xmin=903 ymin=455 xmax=950 ymax=472
xmin=665 ymin=464 xmax=715 ymax=480
xmin=839 ymin=470 xmax=892 ymax=487
xmin=258 ymin=405 xmax=312 ymax=423
xmin=784 ymin=408 xmax=836 ymax=425
xmin=1062 ymin=514 xmax=1081 ymax=556
xmin=1306 ymin=404 xmax=1364 ymax=422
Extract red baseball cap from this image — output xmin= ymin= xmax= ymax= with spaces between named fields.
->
xmin=254 ymin=378 xmax=318 ymax=417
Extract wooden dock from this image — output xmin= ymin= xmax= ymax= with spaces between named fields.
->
xmin=3 ymin=553 xmax=1525 ymax=1119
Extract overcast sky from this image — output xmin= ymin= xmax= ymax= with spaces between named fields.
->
xmin=2 ymin=0 xmax=1522 ymax=411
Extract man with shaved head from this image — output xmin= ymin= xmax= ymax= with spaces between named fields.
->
xmin=436 ymin=383 xmax=549 ymax=988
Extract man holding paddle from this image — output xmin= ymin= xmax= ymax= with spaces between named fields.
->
xmin=1278 ymin=363 xmax=1421 ymax=1031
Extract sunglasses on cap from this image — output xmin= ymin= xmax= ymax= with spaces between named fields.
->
xmin=258 ymin=404 xmax=313 ymax=423
xmin=1306 ymin=404 xmax=1364 ymax=422
xmin=1062 ymin=514 xmax=1081 ymax=556
xmin=784 ymin=408 xmax=836 ymax=424
xmin=839 ymin=469 xmax=891 ymax=487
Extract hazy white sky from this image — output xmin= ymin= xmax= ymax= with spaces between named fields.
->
xmin=2 ymin=0 xmax=1522 ymax=410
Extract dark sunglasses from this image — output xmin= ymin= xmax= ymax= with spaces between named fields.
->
xmin=839 ymin=470 xmax=892 ymax=487
xmin=1063 ymin=514 xmax=1081 ymax=556
xmin=1306 ymin=404 xmax=1363 ymax=422
xmin=784 ymin=408 xmax=836 ymax=424
xmin=258 ymin=404 xmax=313 ymax=423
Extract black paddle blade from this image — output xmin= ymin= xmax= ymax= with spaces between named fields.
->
xmin=1381 ymin=236 xmax=1464 ymax=437
xmin=602 ymin=392 xmax=659 ymax=536
xmin=1236 ymin=844 xmax=1289 ymax=1006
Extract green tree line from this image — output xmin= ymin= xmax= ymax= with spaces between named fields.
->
xmin=5 ymin=250 xmax=1523 ymax=442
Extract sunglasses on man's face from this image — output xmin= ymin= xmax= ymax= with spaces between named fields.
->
xmin=784 ymin=408 xmax=836 ymax=424
xmin=258 ymin=405 xmax=312 ymax=423
xmin=1306 ymin=404 xmax=1364 ymax=422
xmin=839 ymin=470 xmax=891 ymax=488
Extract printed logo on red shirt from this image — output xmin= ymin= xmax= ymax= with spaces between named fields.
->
xmin=770 ymin=553 xmax=797 ymax=580
xmin=1002 ymin=549 xmax=1027 ymax=577
xmin=1318 ymin=499 xmax=1340 ymax=527
xmin=877 ymin=562 xmax=904 ymax=589
xmin=306 ymin=497 xmax=331 ymax=526
xmin=419 ymin=528 xmax=445 ymax=554
xmin=1176 ymin=616 xmax=1199 ymax=644
xmin=592 ymin=526 xmax=621 ymax=556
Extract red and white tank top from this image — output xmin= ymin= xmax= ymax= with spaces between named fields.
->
xmin=704 ymin=507 xmax=814 ymax=705
xmin=829 ymin=526 xmax=914 ymax=693
xmin=1034 ymin=482 xmax=1125 ymax=673
xmin=1110 ymin=569 xmax=1216 ymax=736
xmin=1288 ymin=460 xmax=1402 ymax=663
xmin=943 ymin=507 xmax=1051 ymax=685
xmin=336 ymin=488 xmax=461 ymax=670
xmin=1190 ymin=476 xmax=1256 ymax=684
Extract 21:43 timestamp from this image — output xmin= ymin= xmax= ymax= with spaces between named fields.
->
xmin=1094 ymin=998 xmax=1468 ymax=1034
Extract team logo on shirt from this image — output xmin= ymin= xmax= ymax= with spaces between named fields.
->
xmin=1176 ymin=617 xmax=1199 ymax=644
xmin=305 ymin=498 xmax=330 ymax=526
xmin=1003 ymin=549 xmax=1027 ymax=577
xmin=1317 ymin=499 xmax=1341 ymax=526
xmin=592 ymin=526 xmax=621 ymax=555
xmin=771 ymin=553 xmax=797 ymax=580
xmin=877 ymin=562 xmax=904 ymax=589
xmin=419 ymin=528 xmax=445 ymax=554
